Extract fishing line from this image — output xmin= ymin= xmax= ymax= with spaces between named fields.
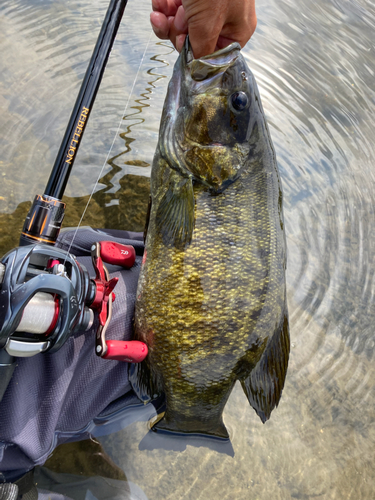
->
xmin=64 ymin=31 xmax=153 ymax=260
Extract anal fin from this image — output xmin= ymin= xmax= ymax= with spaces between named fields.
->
xmin=241 ymin=312 xmax=290 ymax=423
xmin=129 ymin=359 xmax=160 ymax=403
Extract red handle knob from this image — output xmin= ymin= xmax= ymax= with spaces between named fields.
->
xmin=99 ymin=241 xmax=136 ymax=269
xmin=103 ymin=340 xmax=148 ymax=363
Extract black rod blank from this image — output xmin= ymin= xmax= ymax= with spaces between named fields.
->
xmin=44 ymin=0 xmax=128 ymax=199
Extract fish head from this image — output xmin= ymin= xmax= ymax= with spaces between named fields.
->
xmin=164 ymin=39 xmax=257 ymax=193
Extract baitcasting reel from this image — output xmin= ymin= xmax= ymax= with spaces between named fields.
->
xmin=0 ymin=241 xmax=147 ymax=362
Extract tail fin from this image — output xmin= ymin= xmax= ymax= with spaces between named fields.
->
xmin=152 ymin=413 xmax=230 ymax=440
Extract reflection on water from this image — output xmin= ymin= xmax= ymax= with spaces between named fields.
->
xmin=1 ymin=0 xmax=375 ymax=497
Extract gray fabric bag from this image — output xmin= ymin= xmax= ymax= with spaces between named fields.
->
xmin=0 ymin=228 xmax=154 ymax=483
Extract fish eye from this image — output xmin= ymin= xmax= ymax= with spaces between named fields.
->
xmin=230 ymin=91 xmax=248 ymax=111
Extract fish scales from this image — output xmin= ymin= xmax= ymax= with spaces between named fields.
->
xmin=131 ymin=40 xmax=290 ymax=439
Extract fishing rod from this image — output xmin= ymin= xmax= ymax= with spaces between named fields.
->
xmin=20 ymin=0 xmax=127 ymax=247
xmin=0 ymin=0 xmax=148 ymax=403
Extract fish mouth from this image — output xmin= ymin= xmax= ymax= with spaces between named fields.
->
xmin=159 ymin=38 xmax=249 ymax=191
xmin=184 ymin=38 xmax=241 ymax=85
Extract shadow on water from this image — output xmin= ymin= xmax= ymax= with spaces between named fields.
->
xmin=0 ymin=170 xmax=150 ymax=257
xmin=138 ymin=427 xmax=235 ymax=457
xmin=35 ymin=439 xmax=145 ymax=500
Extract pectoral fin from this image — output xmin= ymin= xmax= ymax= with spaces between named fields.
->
xmin=156 ymin=175 xmax=195 ymax=248
xmin=241 ymin=312 xmax=290 ymax=423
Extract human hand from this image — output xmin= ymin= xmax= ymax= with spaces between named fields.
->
xmin=150 ymin=0 xmax=257 ymax=59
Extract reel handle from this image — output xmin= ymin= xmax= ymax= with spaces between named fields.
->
xmin=103 ymin=340 xmax=148 ymax=363
xmin=99 ymin=241 xmax=136 ymax=268
xmin=91 ymin=242 xmax=147 ymax=364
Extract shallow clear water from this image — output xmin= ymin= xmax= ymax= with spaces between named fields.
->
xmin=1 ymin=0 xmax=375 ymax=498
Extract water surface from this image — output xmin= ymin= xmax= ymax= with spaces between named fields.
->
xmin=1 ymin=0 xmax=375 ymax=498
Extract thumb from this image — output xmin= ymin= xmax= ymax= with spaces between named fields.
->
xmin=187 ymin=26 xmax=218 ymax=59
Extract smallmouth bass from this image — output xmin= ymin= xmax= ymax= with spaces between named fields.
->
xmin=131 ymin=40 xmax=289 ymax=439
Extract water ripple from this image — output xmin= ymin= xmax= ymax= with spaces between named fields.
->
xmin=1 ymin=0 xmax=375 ymax=497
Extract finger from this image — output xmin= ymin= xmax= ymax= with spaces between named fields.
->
xmin=175 ymin=34 xmax=187 ymax=52
xmin=173 ymin=4 xmax=187 ymax=32
xmin=151 ymin=0 xmax=180 ymax=16
xmin=219 ymin=0 xmax=257 ymax=48
xmin=150 ymin=11 xmax=170 ymax=39
xmin=168 ymin=5 xmax=188 ymax=52
xmin=218 ymin=18 xmax=258 ymax=50
xmin=187 ymin=25 xmax=219 ymax=59
xmin=216 ymin=35 xmax=238 ymax=50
